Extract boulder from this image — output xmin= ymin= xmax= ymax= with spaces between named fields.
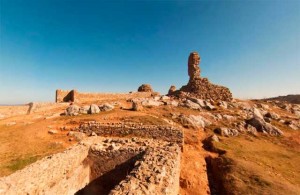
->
xmin=100 ymin=103 xmax=114 ymax=111
xmin=141 ymin=99 xmax=163 ymax=107
xmin=264 ymin=112 xmax=280 ymax=120
xmin=188 ymin=97 xmax=206 ymax=108
xmin=65 ymin=105 xmax=80 ymax=116
xmin=205 ymin=101 xmax=216 ymax=110
xmin=178 ymin=115 xmax=211 ymax=129
xmin=79 ymin=105 xmax=90 ymax=114
xmin=246 ymin=117 xmax=283 ymax=136
xmin=132 ymin=101 xmax=143 ymax=111
xmin=214 ymin=127 xmax=239 ymax=137
xmin=253 ymin=108 xmax=264 ymax=120
xmin=89 ymin=104 xmax=100 ymax=114
xmin=181 ymin=100 xmax=201 ymax=110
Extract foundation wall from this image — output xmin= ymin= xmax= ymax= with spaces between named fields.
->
xmin=0 ymin=137 xmax=181 ymax=195
xmin=78 ymin=122 xmax=184 ymax=148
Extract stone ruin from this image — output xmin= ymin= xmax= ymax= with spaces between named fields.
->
xmin=169 ymin=52 xmax=233 ymax=102
xmin=0 ymin=137 xmax=180 ymax=195
xmin=0 ymin=122 xmax=183 ymax=195
xmin=137 ymin=84 xmax=153 ymax=93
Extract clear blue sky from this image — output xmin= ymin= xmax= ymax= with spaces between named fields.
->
xmin=0 ymin=0 xmax=299 ymax=104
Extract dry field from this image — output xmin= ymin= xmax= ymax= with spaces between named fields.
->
xmin=0 ymin=98 xmax=299 ymax=194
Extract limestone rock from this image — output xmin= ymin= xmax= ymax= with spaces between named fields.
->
xmin=180 ymin=100 xmax=201 ymax=110
xmin=265 ymin=112 xmax=280 ymax=120
xmin=214 ymin=127 xmax=239 ymax=137
xmin=138 ymin=84 xmax=153 ymax=92
xmin=132 ymin=101 xmax=143 ymax=111
xmin=141 ymin=99 xmax=163 ymax=107
xmin=178 ymin=115 xmax=211 ymax=129
xmin=65 ymin=105 xmax=80 ymax=116
xmin=99 ymin=103 xmax=114 ymax=111
xmin=48 ymin=130 xmax=58 ymax=134
xmin=89 ymin=104 xmax=100 ymax=114
xmin=79 ymin=106 xmax=90 ymax=114
xmin=246 ymin=117 xmax=283 ymax=136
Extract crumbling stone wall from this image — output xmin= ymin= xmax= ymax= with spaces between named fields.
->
xmin=0 ymin=137 xmax=181 ymax=195
xmin=76 ymin=122 xmax=183 ymax=148
xmin=56 ymin=89 xmax=153 ymax=103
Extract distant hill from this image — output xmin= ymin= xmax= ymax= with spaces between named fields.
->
xmin=262 ymin=94 xmax=300 ymax=104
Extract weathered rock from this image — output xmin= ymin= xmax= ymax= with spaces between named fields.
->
xmin=79 ymin=106 xmax=90 ymax=114
xmin=218 ymin=101 xmax=228 ymax=109
xmin=188 ymin=97 xmax=206 ymax=108
xmin=210 ymin=134 xmax=220 ymax=142
xmin=265 ymin=112 xmax=280 ymax=120
xmin=141 ymin=99 xmax=163 ymax=107
xmin=132 ymin=101 xmax=143 ymax=111
xmin=99 ymin=103 xmax=114 ymax=111
xmin=181 ymin=100 xmax=201 ymax=110
xmin=223 ymin=114 xmax=235 ymax=121
xmin=138 ymin=84 xmax=153 ymax=92
xmin=65 ymin=105 xmax=80 ymax=116
xmin=214 ymin=127 xmax=239 ymax=137
xmin=67 ymin=131 xmax=86 ymax=141
xmin=160 ymin=95 xmax=170 ymax=101
xmin=246 ymin=117 xmax=283 ymax=136
xmin=205 ymin=101 xmax=216 ymax=110
xmin=48 ymin=130 xmax=58 ymax=134
xmin=178 ymin=115 xmax=211 ymax=129
xmin=253 ymin=108 xmax=264 ymax=120
xmin=89 ymin=104 xmax=100 ymax=114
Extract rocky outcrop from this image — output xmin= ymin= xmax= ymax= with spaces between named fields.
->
xmin=169 ymin=52 xmax=233 ymax=102
xmin=137 ymin=84 xmax=153 ymax=92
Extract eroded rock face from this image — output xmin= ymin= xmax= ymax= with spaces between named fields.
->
xmin=170 ymin=52 xmax=233 ymax=102
xmin=138 ymin=84 xmax=153 ymax=92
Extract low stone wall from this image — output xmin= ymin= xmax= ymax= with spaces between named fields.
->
xmin=0 ymin=137 xmax=181 ymax=195
xmin=76 ymin=122 xmax=183 ymax=148
xmin=55 ymin=89 xmax=153 ymax=103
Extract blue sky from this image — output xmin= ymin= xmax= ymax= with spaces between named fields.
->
xmin=0 ymin=0 xmax=299 ymax=104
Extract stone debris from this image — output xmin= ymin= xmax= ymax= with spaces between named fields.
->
xmin=48 ymin=129 xmax=58 ymax=134
xmin=65 ymin=105 xmax=80 ymax=116
xmin=89 ymin=104 xmax=100 ymax=114
xmin=214 ymin=127 xmax=239 ymax=137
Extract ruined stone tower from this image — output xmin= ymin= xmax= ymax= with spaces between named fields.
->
xmin=169 ymin=51 xmax=233 ymax=102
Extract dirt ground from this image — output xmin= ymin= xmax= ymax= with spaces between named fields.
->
xmin=1 ymin=100 xmax=299 ymax=195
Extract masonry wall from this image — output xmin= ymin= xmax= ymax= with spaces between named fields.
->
xmin=0 ymin=137 xmax=181 ymax=195
xmin=56 ymin=89 xmax=153 ymax=103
